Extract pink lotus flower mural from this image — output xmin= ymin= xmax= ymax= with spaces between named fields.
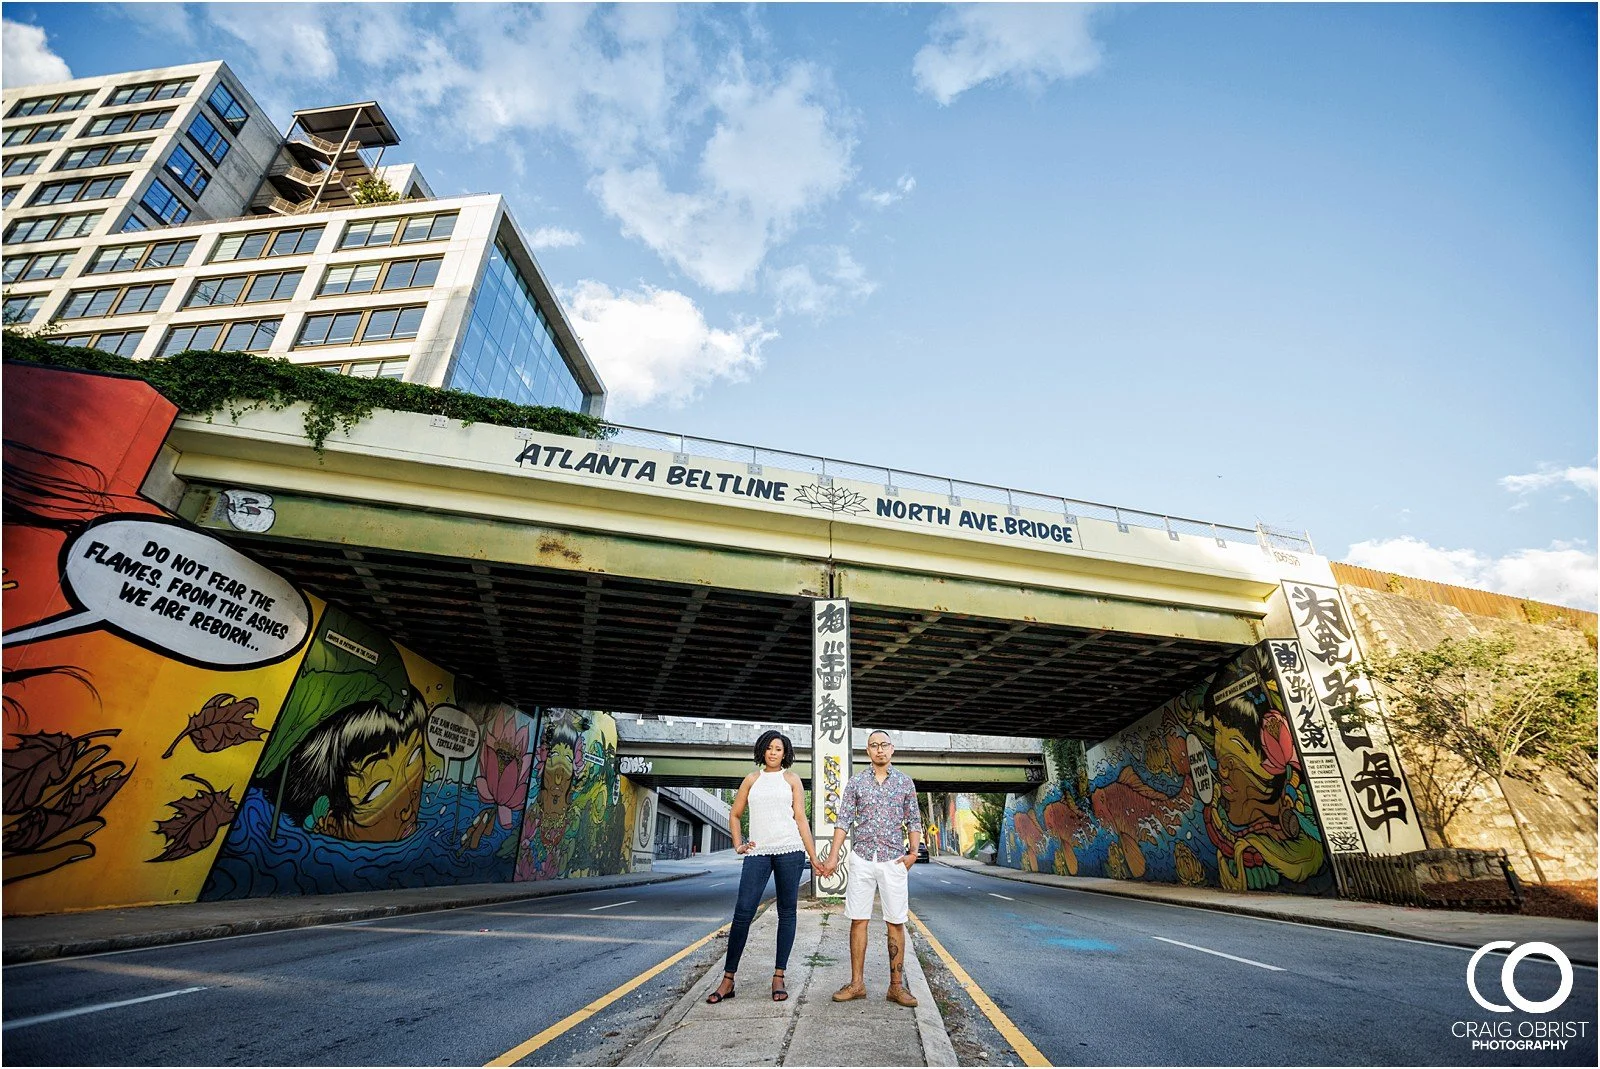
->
xmin=475 ymin=711 xmax=531 ymax=829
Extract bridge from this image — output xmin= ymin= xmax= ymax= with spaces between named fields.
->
xmin=614 ymin=717 xmax=1045 ymax=792
xmin=166 ymin=402 xmax=1320 ymax=742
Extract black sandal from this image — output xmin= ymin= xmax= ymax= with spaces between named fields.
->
xmin=771 ymin=969 xmax=788 ymax=1002
xmin=706 ymin=972 xmax=736 ymax=1004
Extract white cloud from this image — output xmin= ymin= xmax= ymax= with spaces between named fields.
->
xmin=862 ymin=174 xmax=916 ymax=209
xmin=562 ymin=281 xmax=773 ymax=411
xmin=120 ymin=4 xmax=195 ymax=45
xmin=528 ymin=227 xmax=584 ymax=250
xmin=766 ymin=246 xmax=876 ymax=317
xmin=204 ymin=3 xmax=339 ymax=82
xmin=2 ymin=19 xmax=71 ymax=88
xmin=1499 ymin=464 xmax=1598 ymax=497
xmin=593 ymin=62 xmax=855 ymax=292
xmin=913 ymin=3 xmax=1104 ymax=106
xmin=187 ymin=5 xmax=857 ymax=296
xmin=1344 ymin=536 xmax=1598 ymax=611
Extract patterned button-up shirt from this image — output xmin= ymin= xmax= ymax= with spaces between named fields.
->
xmin=835 ymin=765 xmax=919 ymax=862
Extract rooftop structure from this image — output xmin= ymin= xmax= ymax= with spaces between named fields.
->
xmin=2 ymin=60 xmax=605 ymax=415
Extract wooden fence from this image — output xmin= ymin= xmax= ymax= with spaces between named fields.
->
xmin=1335 ymin=847 xmax=1523 ymax=910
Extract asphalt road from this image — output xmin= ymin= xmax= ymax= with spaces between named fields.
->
xmin=6 ymin=858 xmax=1593 ymax=1067
xmin=1 ymin=867 xmax=744 ymax=1067
xmin=911 ymin=864 xmax=1598 ymax=1067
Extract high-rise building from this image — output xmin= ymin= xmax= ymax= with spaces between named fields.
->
xmin=2 ymin=60 xmax=606 ymax=415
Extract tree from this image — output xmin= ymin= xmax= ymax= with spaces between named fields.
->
xmin=351 ymin=176 xmax=401 ymax=204
xmin=971 ymin=792 xmax=1009 ymax=855
xmin=1347 ymin=635 xmax=1597 ymax=871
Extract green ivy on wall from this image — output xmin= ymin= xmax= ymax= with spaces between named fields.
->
xmin=2 ymin=331 xmax=611 ymax=452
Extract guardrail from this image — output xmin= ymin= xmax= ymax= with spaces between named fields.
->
xmin=604 ymin=424 xmax=1316 ymax=555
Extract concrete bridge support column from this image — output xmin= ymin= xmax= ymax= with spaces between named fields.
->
xmin=811 ymin=598 xmax=851 ymax=898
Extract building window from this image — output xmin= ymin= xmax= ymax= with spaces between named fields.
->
xmin=160 ymin=317 xmax=279 ymax=357
xmin=206 ymin=83 xmax=249 ymax=131
xmin=106 ymin=78 xmax=194 ymax=106
xmin=378 ymin=256 xmax=442 ymax=291
xmin=314 ymin=357 xmax=409 ymax=379
xmin=120 ymin=214 xmax=150 ymax=233
xmin=2 ymin=294 xmax=46 ymax=325
xmin=138 ymin=180 xmax=190 ymax=225
xmin=56 ymin=140 xmax=151 ymax=170
xmin=295 ymin=305 xmax=425 ymax=347
xmin=85 ymin=238 xmax=197 ymax=275
xmin=163 ymin=145 xmax=209 ymax=197
xmin=3 ymin=153 xmax=43 ymax=177
xmin=58 ymin=282 xmax=172 ymax=319
xmin=185 ymin=269 xmax=303 ymax=308
xmin=27 ymin=173 xmax=129 ymax=206
xmin=7 ymin=90 xmax=95 ymax=117
xmin=210 ymin=225 xmax=324 ymax=263
xmin=3 ymin=121 xmax=70 ymax=146
xmin=2 ymin=250 xmax=75 ymax=283
xmin=59 ymin=328 xmax=146 ymax=357
xmin=4 ymin=210 xmax=101 ymax=244
xmin=448 ymin=238 xmax=583 ymax=410
xmin=1 ymin=186 xmax=16 ymax=207
xmin=318 ymin=256 xmax=442 ymax=296
xmin=317 ymin=262 xmax=382 ymax=296
xmin=84 ymin=109 xmax=173 ymax=137
xmin=186 ymin=113 xmax=230 ymax=165
xmin=339 ymin=212 xmax=457 ymax=250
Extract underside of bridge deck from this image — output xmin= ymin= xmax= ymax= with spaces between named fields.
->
xmin=223 ymin=534 xmax=1248 ymax=742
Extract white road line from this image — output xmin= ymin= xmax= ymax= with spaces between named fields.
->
xmin=588 ymin=900 xmax=638 ymax=911
xmin=4 ymin=986 xmax=207 ymax=1030
xmin=1152 ymin=936 xmax=1284 ymax=971
xmin=939 ymin=879 xmax=953 ymax=884
xmin=987 ymin=893 xmax=1014 ymax=901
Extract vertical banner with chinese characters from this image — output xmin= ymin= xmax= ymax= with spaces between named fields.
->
xmin=1265 ymin=639 xmax=1366 ymax=857
xmin=811 ymin=598 xmax=851 ymax=897
xmin=1281 ymin=581 xmax=1426 ymax=854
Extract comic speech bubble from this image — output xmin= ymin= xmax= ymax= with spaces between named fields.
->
xmin=2 ymin=516 xmax=311 ymax=668
xmin=426 ymin=704 xmax=480 ymax=759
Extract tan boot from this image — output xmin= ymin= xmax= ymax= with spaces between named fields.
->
xmin=832 ymin=981 xmax=867 ymax=1002
xmin=885 ymin=969 xmax=918 ymax=1007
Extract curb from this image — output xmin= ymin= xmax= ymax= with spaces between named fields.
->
xmin=3 ymin=870 xmax=698 ymax=966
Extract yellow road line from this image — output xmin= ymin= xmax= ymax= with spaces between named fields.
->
xmin=485 ymin=921 xmax=730 ymax=1067
xmin=909 ymin=909 xmax=1051 ymax=1067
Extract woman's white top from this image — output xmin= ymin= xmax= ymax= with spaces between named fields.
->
xmin=747 ymin=769 xmax=804 ymax=855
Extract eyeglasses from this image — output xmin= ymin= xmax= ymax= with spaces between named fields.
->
xmin=867 ymin=741 xmax=892 ymax=750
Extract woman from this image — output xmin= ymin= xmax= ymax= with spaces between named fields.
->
xmin=706 ymin=729 xmax=822 ymax=1004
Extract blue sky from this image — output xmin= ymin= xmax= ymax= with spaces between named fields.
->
xmin=5 ymin=3 xmax=1595 ymax=608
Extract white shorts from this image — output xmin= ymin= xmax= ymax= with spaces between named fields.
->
xmin=844 ymin=852 xmax=910 ymax=924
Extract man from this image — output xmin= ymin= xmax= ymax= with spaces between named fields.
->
xmin=821 ymin=729 xmax=921 ymax=1007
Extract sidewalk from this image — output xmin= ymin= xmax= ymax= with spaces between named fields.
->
xmin=1 ymin=868 xmax=696 ymax=965
xmin=936 ymin=856 xmax=1599 ymax=966
xmin=625 ymin=895 xmax=956 ymax=1068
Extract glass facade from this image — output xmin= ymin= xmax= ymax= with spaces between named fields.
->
xmin=448 ymin=238 xmax=584 ymax=410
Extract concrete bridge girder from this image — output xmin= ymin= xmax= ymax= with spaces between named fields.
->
xmin=168 ymin=407 xmax=1278 ymax=741
xmin=615 ymin=720 xmax=1046 ymax=793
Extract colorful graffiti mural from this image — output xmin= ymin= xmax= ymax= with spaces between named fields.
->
xmin=515 ymin=709 xmax=635 ymax=881
xmin=3 ymin=364 xmax=638 ymax=914
xmin=1000 ymin=644 xmax=1333 ymax=895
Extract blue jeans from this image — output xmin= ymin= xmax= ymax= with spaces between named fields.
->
xmin=723 ymin=850 xmax=804 ymax=974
